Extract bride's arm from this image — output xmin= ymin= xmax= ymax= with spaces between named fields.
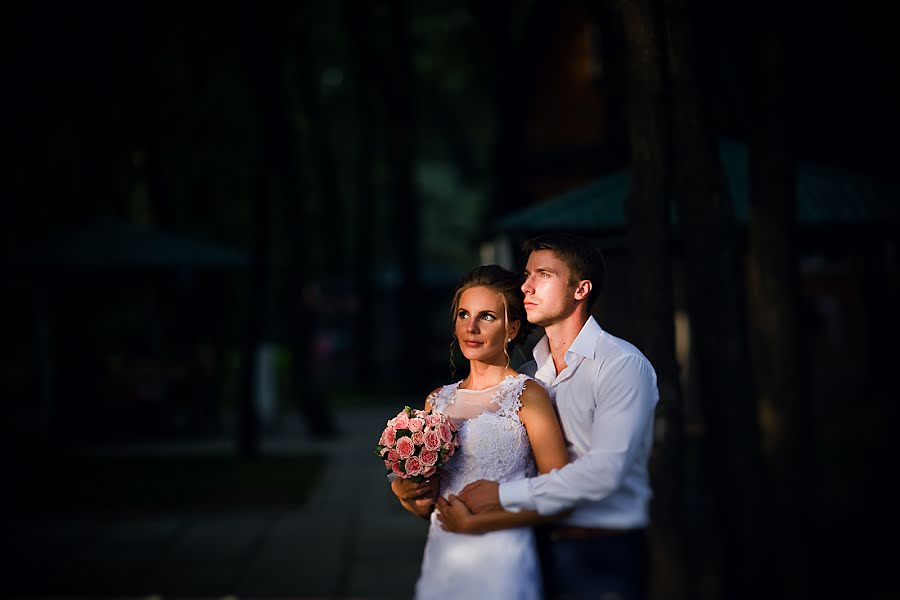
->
xmin=437 ymin=381 xmax=571 ymax=533
xmin=518 ymin=380 xmax=570 ymax=474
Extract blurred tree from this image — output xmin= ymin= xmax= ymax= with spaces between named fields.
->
xmin=295 ymin=8 xmax=344 ymax=275
xmin=287 ymin=5 xmax=338 ymax=437
xmin=384 ymin=0 xmax=425 ymax=382
xmin=616 ymin=2 xmax=689 ymax=599
xmin=662 ymin=0 xmax=764 ymax=598
xmin=243 ymin=1 xmax=337 ymax=445
xmin=746 ymin=5 xmax=809 ymax=597
xmin=345 ymin=0 xmax=378 ymax=382
xmin=238 ymin=1 xmax=280 ymax=458
xmin=467 ymin=1 xmax=530 ymax=218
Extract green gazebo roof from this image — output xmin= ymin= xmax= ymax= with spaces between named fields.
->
xmin=497 ymin=139 xmax=900 ymax=233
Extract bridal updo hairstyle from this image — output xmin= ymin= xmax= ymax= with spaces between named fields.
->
xmin=449 ymin=264 xmax=530 ymax=349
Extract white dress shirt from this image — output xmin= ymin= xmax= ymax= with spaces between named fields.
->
xmin=500 ymin=316 xmax=659 ymax=528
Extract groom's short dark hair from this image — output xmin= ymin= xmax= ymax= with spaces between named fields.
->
xmin=522 ymin=233 xmax=606 ymax=308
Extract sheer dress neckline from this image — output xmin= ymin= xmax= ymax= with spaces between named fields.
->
xmin=431 ymin=374 xmax=529 ymax=423
xmin=456 ymin=373 xmax=520 ymax=392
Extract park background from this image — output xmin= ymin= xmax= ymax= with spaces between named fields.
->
xmin=2 ymin=1 xmax=897 ymax=599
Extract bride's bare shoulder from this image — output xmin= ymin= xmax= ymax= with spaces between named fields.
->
xmin=519 ymin=378 xmax=551 ymax=407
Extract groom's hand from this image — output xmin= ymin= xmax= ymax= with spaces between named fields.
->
xmin=458 ymin=479 xmax=501 ymax=514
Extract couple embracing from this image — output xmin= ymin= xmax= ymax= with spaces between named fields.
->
xmin=391 ymin=233 xmax=659 ymax=600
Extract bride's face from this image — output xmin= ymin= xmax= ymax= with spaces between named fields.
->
xmin=454 ymin=286 xmax=519 ymax=364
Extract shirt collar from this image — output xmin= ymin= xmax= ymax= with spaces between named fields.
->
xmin=567 ymin=316 xmax=602 ymax=360
xmin=532 ymin=316 xmax=603 ymax=365
xmin=532 ymin=335 xmax=551 ymax=369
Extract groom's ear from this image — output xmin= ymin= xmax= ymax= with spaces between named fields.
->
xmin=573 ymin=280 xmax=592 ymax=302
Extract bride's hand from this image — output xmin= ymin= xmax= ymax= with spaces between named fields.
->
xmin=392 ymin=476 xmax=440 ymax=507
xmin=392 ymin=476 xmax=440 ymax=519
xmin=435 ymin=494 xmax=478 ymax=534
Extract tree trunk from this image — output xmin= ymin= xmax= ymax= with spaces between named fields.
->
xmin=237 ymin=3 xmax=281 ymax=459
xmin=468 ymin=1 xmax=530 ymax=218
xmin=617 ymin=3 xmax=688 ymax=599
xmin=345 ymin=0 xmax=377 ymax=383
xmin=284 ymin=6 xmax=337 ymax=437
xmin=296 ymin=22 xmax=343 ymax=275
xmin=747 ymin=11 xmax=809 ymax=598
xmin=662 ymin=0 xmax=764 ymax=597
xmin=384 ymin=0 xmax=424 ymax=384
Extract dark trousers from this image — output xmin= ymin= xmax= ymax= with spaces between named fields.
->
xmin=536 ymin=527 xmax=649 ymax=600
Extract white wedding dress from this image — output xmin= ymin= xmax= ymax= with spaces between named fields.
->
xmin=414 ymin=374 xmax=543 ymax=600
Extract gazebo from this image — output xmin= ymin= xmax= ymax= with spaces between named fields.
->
xmin=490 ymin=139 xmax=900 ymax=240
xmin=5 ymin=220 xmax=249 ymax=442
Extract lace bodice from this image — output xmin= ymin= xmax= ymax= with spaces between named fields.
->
xmin=415 ymin=374 xmax=544 ymax=599
xmin=427 ymin=374 xmax=536 ymax=497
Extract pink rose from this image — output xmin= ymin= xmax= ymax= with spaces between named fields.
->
xmin=394 ymin=413 xmax=410 ymax=430
xmin=392 ymin=462 xmax=404 ymax=477
xmin=384 ymin=459 xmax=393 ymax=469
xmin=396 ymin=436 xmax=415 ymax=459
xmin=412 ymin=431 xmax=424 ymax=445
xmin=419 ymin=449 xmax=438 ymax=466
xmin=404 ymin=456 xmax=422 ymax=476
xmin=382 ymin=427 xmax=396 ymax=447
xmin=426 ymin=413 xmax=442 ymax=427
xmin=438 ymin=423 xmax=453 ymax=444
xmin=423 ymin=430 xmax=441 ymax=451
xmin=422 ymin=465 xmax=437 ymax=478
xmin=408 ymin=417 xmax=425 ymax=432
xmin=387 ymin=449 xmax=400 ymax=463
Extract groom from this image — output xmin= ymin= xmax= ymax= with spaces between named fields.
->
xmin=453 ymin=233 xmax=658 ymax=600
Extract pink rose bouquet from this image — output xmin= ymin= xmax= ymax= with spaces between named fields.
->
xmin=375 ymin=406 xmax=459 ymax=481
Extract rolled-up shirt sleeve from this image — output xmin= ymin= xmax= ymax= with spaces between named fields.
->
xmin=499 ymin=355 xmax=658 ymax=515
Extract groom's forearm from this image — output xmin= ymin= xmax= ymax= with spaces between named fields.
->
xmin=462 ymin=507 xmax=566 ymax=534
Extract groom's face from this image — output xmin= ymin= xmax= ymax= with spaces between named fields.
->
xmin=521 ymin=249 xmax=578 ymax=327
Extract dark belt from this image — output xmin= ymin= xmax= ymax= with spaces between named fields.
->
xmin=544 ymin=525 xmax=638 ymax=541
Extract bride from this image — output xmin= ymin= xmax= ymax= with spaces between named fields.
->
xmin=391 ymin=265 xmax=569 ymax=600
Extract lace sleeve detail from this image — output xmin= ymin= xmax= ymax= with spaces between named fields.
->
xmin=426 ymin=388 xmax=441 ymax=411
xmin=494 ymin=374 xmax=529 ymax=420
xmin=429 ymin=383 xmax=458 ymax=413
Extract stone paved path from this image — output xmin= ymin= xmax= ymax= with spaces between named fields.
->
xmin=3 ymin=404 xmax=428 ymax=599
